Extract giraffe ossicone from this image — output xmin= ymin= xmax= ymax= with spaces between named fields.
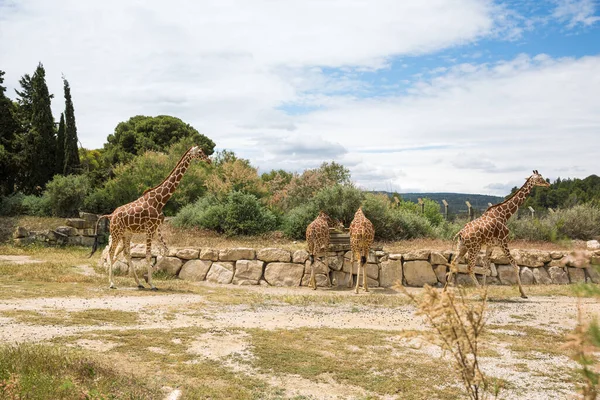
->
xmin=444 ymin=170 xmax=551 ymax=298
xmin=90 ymin=146 xmax=211 ymax=290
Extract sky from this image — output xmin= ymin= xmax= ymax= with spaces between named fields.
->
xmin=0 ymin=0 xmax=599 ymax=195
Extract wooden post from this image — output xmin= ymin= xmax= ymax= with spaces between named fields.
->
xmin=442 ymin=199 xmax=448 ymax=220
xmin=487 ymin=202 xmax=493 ymax=208
xmin=418 ymin=198 xmax=424 ymax=214
xmin=465 ymin=201 xmax=473 ymax=221
xmin=528 ymin=206 xmax=535 ymax=218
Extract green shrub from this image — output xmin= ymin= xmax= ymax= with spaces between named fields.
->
xmin=311 ymin=184 xmax=364 ymax=226
xmin=0 ymin=193 xmax=26 ymax=216
xmin=171 ymin=196 xmax=223 ymax=230
xmin=553 ymin=204 xmax=600 ymax=240
xmin=507 ymin=217 xmax=558 ymax=242
xmin=21 ymin=194 xmax=52 ymax=217
xmin=43 ymin=174 xmax=90 ymax=217
xmin=282 ymin=203 xmax=319 ymax=239
xmin=395 ymin=210 xmax=434 ymax=239
xmin=432 ymin=220 xmax=465 ymax=240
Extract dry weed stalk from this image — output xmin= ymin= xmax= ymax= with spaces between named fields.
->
xmin=562 ymin=300 xmax=600 ymax=400
xmin=402 ymin=285 xmax=497 ymax=400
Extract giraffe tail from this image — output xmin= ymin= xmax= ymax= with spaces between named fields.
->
xmin=309 ymin=254 xmax=314 ymax=264
xmin=89 ymin=214 xmax=111 ymax=258
xmin=361 ymin=255 xmax=367 ymax=265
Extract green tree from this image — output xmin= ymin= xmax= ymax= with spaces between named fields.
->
xmin=55 ymin=113 xmax=65 ymax=175
xmin=63 ymin=78 xmax=80 ymax=174
xmin=0 ymin=70 xmax=20 ymax=195
xmin=103 ymin=115 xmax=216 ymax=165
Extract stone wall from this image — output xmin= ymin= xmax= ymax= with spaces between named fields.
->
xmin=13 ymin=212 xmax=102 ymax=247
xmin=100 ymin=244 xmax=600 ymax=288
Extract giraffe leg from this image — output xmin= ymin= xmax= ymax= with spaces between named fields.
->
xmin=482 ymin=246 xmax=493 ymax=287
xmin=444 ymin=245 xmax=467 ymax=291
xmin=309 ymin=256 xmax=316 ymax=290
xmin=146 ymin=232 xmax=157 ymax=291
xmin=467 ymin=248 xmax=481 ymax=287
xmin=107 ymin=233 xmax=120 ymax=289
xmin=354 ymin=254 xmax=362 ymax=294
xmin=501 ymin=243 xmax=527 ymax=299
xmin=123 ymin=234 xmax=143 ymax=289
xmin=363 ymin=253 xmax=369 ymax=293
xmin=157 ymin=224 xmax=168 ymax=256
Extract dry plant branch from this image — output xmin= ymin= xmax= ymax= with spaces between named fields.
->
xmin=401 ymin=285 xmax=498 ymax=400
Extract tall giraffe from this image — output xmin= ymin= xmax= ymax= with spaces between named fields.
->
xmin=444 ymin=170 xmax=550 ymax=298
xmin=306 ymin=211 xmax=342 ymax=290
xmin=349 ymin=207 xmax=375 ymax=294
xmin=90 ymin=146 xmax=211 ymax=290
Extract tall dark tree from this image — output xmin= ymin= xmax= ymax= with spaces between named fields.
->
xmin=15 ymin=63 xmax=56 ymax=193
xmin=56 ymin=112 xmax=66 ymax=175
xmin=63 ymin=78 xmax=80 ymax=175
xmin=0 ymin=70 xmax=20 ymax=195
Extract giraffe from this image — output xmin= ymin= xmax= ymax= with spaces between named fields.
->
xmin=349 ymin=207 xmax=375 ymax=294
xmin=89 ymin=146 xmax=211 ymax=290
xmin=305 ymin=211 xmax=342 ymax=290
xmin=444 ymin=170 xmax=550 ymax=298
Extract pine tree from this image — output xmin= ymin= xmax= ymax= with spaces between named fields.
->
xmin=56 ymin=113 xmax=66 ymax=175
xmin=0 ymin=70 xmax=20 ymax=195
xmin=63 ymin=77 xmax=80 ymax=174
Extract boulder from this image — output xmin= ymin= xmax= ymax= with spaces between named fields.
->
xmin=548 ymin=266 xmax=569 ymax=284
xmin=155 ymin=256 xmax=183 ymax=276
xmin=176 ymin=248 xmax=200 ymax=260
xmin=331 ymin=271 xmax=352 ymax=287
xmin=496 ymin=265 xmax=518 ymax=285
xmin=55 ymin=226 xmax=77 ymax=237
xmin=549 ymin=259 xmax=566 ymax=268
xmin=264 ymin=262 xmax=304 ymax=287
xmin=587 ymin=240 xmax=600 ymax=250
xmin=379 ymin=260 xmax=403 ymax=287
xmin=179 ymin=260 xmax=212 ymax=281
xmin=79 ymin=212 xmax=98 ymax=223
xmin=206 ymin=262 xmax=235 ymax=284
xmin=456 ymin=264 xmax=491 ymax=276
xmin=512 ymin=249 xmax=550 ymax=268
xmin=532 ymin=267 xmax=552 ymax=285
xmin=586 ymin=266 xmax=600 ymax=284
xmin=433 ymin=264 xmax=447 ymax=284
xmin=520 ymin=267 xmax=534 ymax=285
xmin=563 ymin=251 xmax=592 ymax=268
xmin=342 ymin=258 xmax=354 ymax=273
xmin=130 ymin=243 xmax=160 ymax=258
xmin=326 ymin=255 xmax=344 ymax=271
xmin=403 ymin=260 xmax=437 ymax=287
xmin=430 ymin=252 xmax=448 ymax=265
xmin=219 ymin=248 xmax=255 ymax=261
xmin=403 ymin=249 xmax=431 ymax=261
xmin=550 ymin=251 xmax=565 ymax=260
xmin=489 ymin=248 xmax=510 ymax=264
xmin=292 ymin=250 xmax=309 ymax=263
xmin=257 ymin=248 xmax=291 ymax=263
xmin=568 ymin=267 xmax=586 ymax=283
xmin=199 ymin=248 xmax=219 ymax=261
xmin=305 ymin=259 xmax=329 ymax=275
xmin=366 ymin=263 xmax=379 ymax=280
xmin=66 ymin=218 xmax=89 ymax=229
xmin=301 ymin=273 xmax=330 ymax=287
xmin=388 ymin=253 xmax=403 ymax=260
xmin=233 ymin=260 xmax=264 ymax=285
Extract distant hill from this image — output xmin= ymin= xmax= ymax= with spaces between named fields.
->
xmin=376 ymin=192 xmax=505 ymax=216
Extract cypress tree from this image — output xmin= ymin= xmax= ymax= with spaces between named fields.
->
xmin=0 ymin=70 xmax=20 ymax=195
xmin=63 ymin=78 xmax=80 ymax=174
xmin=56 ymin=113 xmax=65 ymax=175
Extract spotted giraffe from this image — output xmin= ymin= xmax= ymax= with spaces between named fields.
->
xmin=90 ymin=146 xmax=211 ymax=290
xmin=444 ymin=170 xmax=550 ymax=298
xmin=349 ymin=207 xmax=375 ymax=294
xmin=306 ymin=211 xmax=342 ymax=290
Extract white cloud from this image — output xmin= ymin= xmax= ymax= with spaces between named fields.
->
xmin=553 ymin=0 xmax=600 ymax=28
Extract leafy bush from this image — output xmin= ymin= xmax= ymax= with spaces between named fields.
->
xmin=311 ymin=184 xmax=364 ymax=226
xmin=281 ymin=203 xmax=320 ymax=239
xmin=43 ymin=174 xmax=90 ymax=217
xmin=432 ymin=219 xmax=465 ymax=240
xmin=0 ymin=193 xmax=26 ymax=216
xmin=553 ymin=204 xmax=600 ymax=240
xmin=173 ymin=192 xmax=276 ymax=236
xmin=21 ymin=194 xmax=52 ymax=217
xmin=507 ymin=217 xmax=558 ymax=242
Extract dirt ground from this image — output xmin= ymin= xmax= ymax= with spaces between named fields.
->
xmin=0 ymin=252 xmax=598 ymax=399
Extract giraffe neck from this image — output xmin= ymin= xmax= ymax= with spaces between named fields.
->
xmin=146 ymin=154 xmax=192 ymax=212
xmin=493 ymin=178 xmax=535 ymax=221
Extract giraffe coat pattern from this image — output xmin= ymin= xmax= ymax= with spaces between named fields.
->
xmin=349 ymin=208 xmax=375 ymax=294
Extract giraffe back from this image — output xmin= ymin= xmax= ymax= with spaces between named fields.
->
xmin=306 ymin=213 xmax=331 ymax=256
xmin=349 ymin=208 xmax=375 ymax=255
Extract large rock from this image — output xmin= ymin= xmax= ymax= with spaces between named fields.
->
xmin=55 ymin=226 xmax=77 ymax=237
xmin=175 ymin=248 xmax=200 ymax=260
xmin=403 ymin=260 xmax=437 ymax=287
xmin=520 ymin=267 xmax=534 ymax=285
xmin=219 ymin=248 xmax=255 ymax=261
xmin=199 ymin=248 xmax=219 ymax=261
xmin=13 ymin=226 xmax=29 ymax=239
xmin=292 ymin=250 xmax=309 ymax=263
xmin=512 ymin=250 xmax=550 ymax=268
xmin=587 ymin=240 xmax=600 ymax=250
xmin=305 ymin=259 xmax=329 ymax=275
xmin=433 ymin=264 xmax=447 ymax=284
xmin=233 ymin=260 xmax=264 ymax=285
xmin=130 ymin=243 xmax=160 ymax=258
xmin=586 ymin=266 xmax=600 ymax=284
xmin=366 ymin=263 xmax=379 ymax=280
xmin=179 ymin=260 xmax=212 ymax=281
xmin=301 ymin=273 xmax=330 ymax=287
xmin=257 ymin=248 xmax=291 ymax=263
xmin=206 ymin=262 xmax=235 ymax=284
xmin=326 ymin=255 xmax=344 ymax=271
xmin=430 ymin=252 xmax=448 ymax=265
xmin=456 ymin=264 xmax=491 ymax=276
xmin=264 ymin=262 xmax=304 ymax=287
xmin=532 ymin=267 xmax=552 ymax=285
xmin=403 ymin=249 xmax=431 ymax=261
xmin=155 ymin=256 xmax=183 ymax=276
xmin=496 ymin=265 xmax=518 ymax=285
xmin=548 ymin=266 xmax=569 ymax=284
xmin=489 ymin=248 xmax=510 ymax=264
xmin=66 ymin=218 xmax=88 ymax=229
xmin=331 ymin=271 xmax=352 ymax=287
xmin=379 ymin=260 xmax=403 ymax=287
xmin=568 ymin=267 xmax=586 ymax=283
xmin=550 ymin=251 xmax=565 ymax=260
xmin=388 ymin=253 xmax=403 ymax=260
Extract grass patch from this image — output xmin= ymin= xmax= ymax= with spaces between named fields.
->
xmin=0 ymin=343 xmax=162 ymax=399
xmin=487 ymin=324 xmax=569 ymax=357
xmin=1 ymin=309 xmax=139 ymax=326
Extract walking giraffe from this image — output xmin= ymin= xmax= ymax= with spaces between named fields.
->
xmin=349 ymin=207 xmax=375 ymax=294
xmin=306 ymin=211 xmax=342 ymax=290
xmin=444 ymin=170 xmax=550 ymax=298
xmin=90 ymin=146 xmax=211 ymax=290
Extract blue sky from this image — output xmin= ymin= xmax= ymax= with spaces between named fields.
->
xmin=1 ymin=0 xmax=599 ymax=194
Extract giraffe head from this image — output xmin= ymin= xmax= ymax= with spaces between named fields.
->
xmin=318 ymin=211 xmax=344 ymax=231
xmin=529 ymin=170 xmax=550 ymax=188
xmin=189 ymin=146 xmax=212 ymax=164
